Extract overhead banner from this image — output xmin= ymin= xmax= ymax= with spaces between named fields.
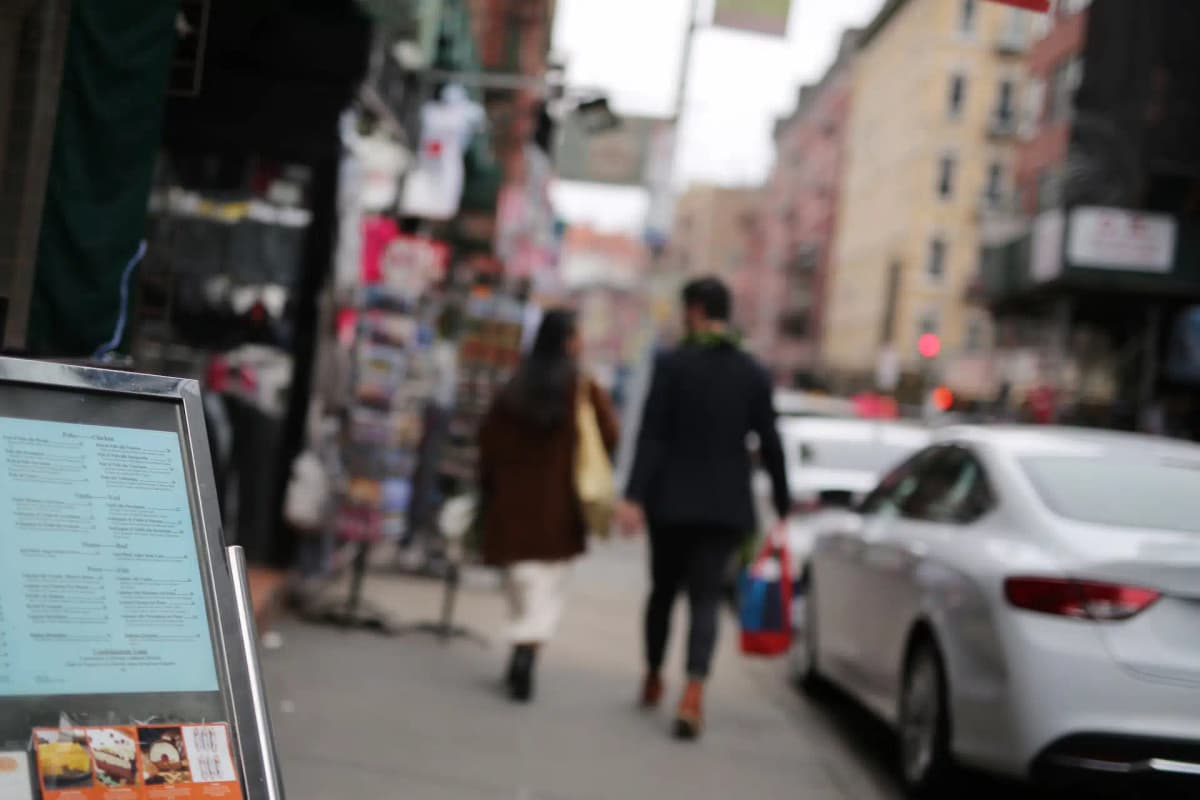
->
xmin=557 ymin=115 xmax=668 ymax=187
xmin=713 ymin=0 xmax=792 ymax=36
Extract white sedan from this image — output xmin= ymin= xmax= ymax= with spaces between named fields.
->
xmin=792 ymin=426 xmax=1200 ymax=794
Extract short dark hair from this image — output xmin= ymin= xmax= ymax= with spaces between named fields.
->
xmin=682 ymin=277 xmax=732 ymax=321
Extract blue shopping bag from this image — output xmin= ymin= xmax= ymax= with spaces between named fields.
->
xmin=737 ymin=526 xmax=792 ymax=657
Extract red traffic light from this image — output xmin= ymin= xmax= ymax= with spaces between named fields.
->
xmin=918 ymin=333 xmax=942 ymax=359
xmin=931 ymin=386 xmax=955 ymax=412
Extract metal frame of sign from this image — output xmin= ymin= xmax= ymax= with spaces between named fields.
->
xmin=0 ymin=356 xmax=282 ymax=800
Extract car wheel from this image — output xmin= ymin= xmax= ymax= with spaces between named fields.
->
xmin=790 ymin=571 xmax=824 ymax=693
xmin=898 ymin=638 xmax=953 ymax=796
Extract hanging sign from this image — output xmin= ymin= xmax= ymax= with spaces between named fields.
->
xmin=984 ymin=0 xmax=1050 ymax=11
xmin=713 ymin=0 xmax=792 ymax=36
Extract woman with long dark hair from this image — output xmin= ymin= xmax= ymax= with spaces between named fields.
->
xmin=478 ymin=310 xmax=619 ymax=701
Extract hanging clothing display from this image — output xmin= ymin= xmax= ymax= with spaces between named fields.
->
xmin=400 ymin=84 xmax=485 ymax=221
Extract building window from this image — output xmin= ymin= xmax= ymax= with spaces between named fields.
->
xmin=881 ymin=260 xmax=902 ymax=345
xmin=966 ymin=317 xmax=988 ymax=353
xmin=948 ymin=74 xmax=967 ymax=119
xmin=960 ymin=0 xmax=978 ymax=34
xmin=919 ymin=309 xmax=941 ymax=338
xmin=927 ymin=238 xmax=947 ymax=283
xmin=985 ymin=162 xmax=1005 ymax=204
xmin=995 ymin=79 xmax=1016 ymax=124
xmin=1001 ymin=8 xmax=1028 ymax=47
xmin=937 ymin=155 xmax=957 ymax=200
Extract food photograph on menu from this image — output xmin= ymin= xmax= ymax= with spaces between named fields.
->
xmin=35 ymin=729 xmax=93 ymax=791
xmin=87 ymin=727 xmax=139 ymax=787
xmin=139 ymin=726 xmax=192 ymax=785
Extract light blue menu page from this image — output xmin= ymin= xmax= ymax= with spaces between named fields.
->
xmin=0 ymin=418 xmax=219 ymax=696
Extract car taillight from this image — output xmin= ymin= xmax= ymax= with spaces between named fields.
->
xmin=1004 ymin=577 xmax=1161 ymax=621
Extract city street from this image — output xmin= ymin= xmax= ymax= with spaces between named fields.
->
xmin=261 ymin=540 xmax=907 ymax=800
xmin=260 ymin=541 xmax=1076 ymax=800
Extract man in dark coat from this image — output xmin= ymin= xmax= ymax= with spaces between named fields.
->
xmin=618 ymin=276 xmax=790 ymax=740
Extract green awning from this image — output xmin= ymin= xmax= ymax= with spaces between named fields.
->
xmin=28 ymin=0 xmax=179 ymax=356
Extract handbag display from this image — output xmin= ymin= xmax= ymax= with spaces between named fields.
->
xmin=574 ymin=380 xmax=616 ymax=537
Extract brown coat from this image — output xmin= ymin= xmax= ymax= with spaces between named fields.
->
xmin=478 ymin=378 xmax=619 ymax=566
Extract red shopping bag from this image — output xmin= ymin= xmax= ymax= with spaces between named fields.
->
xmin=737 ymin=526 xmax=792 ymax=657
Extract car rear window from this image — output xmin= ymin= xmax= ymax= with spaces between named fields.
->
xmin=1021 ymin=456 xmax=1200 ymax=534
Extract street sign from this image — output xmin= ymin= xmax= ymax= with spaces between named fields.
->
xmin=714 ymin=0 xmax=792 ymax=36
xmin=984 ymin=0 xmax=1050 ymax=11
xmin=557 ymin=115 xmax=668 ymax=187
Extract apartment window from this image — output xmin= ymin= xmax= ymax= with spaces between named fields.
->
xmin=919 ymin=309 xmax=941 ymax=338
xmin=937 ymin=155 xmax=957 ymax=200
xmin=959 ymin=0 xmax=978 ymax=34
xmin=985 ymin=162 xmax=1005 ymax=204
xmin=1002 ymin=8 xmax=1028 ymax=46
xmin=927 ymin=238 xmax=947 ymax=283
xmin=948 ymin=74 xmax=967 ymax=119
xmin=880 ymin=260 xmax=902 ymax=345
xmin=995 ymin=79 xmax=1016 ymax=124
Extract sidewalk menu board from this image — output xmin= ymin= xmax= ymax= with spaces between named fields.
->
xmin=0 ymin=419 xmax=219 ymax=696
xmin=0 ymin=359 xmax=279 ymax=800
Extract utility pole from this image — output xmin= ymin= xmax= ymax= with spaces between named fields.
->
xmin=615 ymin=0 xmax=703 ymax=489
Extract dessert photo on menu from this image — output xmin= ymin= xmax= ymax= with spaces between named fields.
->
xmin=35 ymin=729 xmax=94 ymax=791
xmin=139 ymin=726 xmax=192 ymax=785
xmin=86 ymin=727 xmax=139 ymax=787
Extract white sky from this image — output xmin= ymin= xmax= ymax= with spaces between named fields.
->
xmin=550 ymin=0 xmax=885 ymax=233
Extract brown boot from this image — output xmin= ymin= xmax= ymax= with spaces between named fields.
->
xmin=673 ymin=679 xmax=704 ymax=740
xmin=639 ymin=673 xmax=664 ymax=710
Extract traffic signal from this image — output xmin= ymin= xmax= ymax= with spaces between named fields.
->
xmin=931 ymin=386 xmax=955 ymax=412
xmin=918 ymin=333 xmax=942 ymax=359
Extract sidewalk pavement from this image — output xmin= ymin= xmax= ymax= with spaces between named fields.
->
xmin=259 ymin=539 xmax=901 ymax=800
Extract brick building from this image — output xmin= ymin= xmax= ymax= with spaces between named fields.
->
xmin=823 ymin=0 xmax=1034 ymax=396
xmin=743 ymin=29 xmax=860 ymax=385
xmin=983 ymin=0 xmax=1200 ymax=428
xmin=666 ymin=185 xmax=761 ymax=344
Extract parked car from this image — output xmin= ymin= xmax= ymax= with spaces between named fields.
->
xmin=773 ymin=417 xmax=930 ymax=573
xmin=773 ymin=389 xmax=856 ymax=419
xmin=792 ymin=426 xmax=1200 ymax=794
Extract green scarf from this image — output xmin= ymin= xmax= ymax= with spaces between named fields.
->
xmin=683 ymin=328 xmax=742 ymax=349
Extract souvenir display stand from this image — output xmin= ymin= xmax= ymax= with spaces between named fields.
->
xmin=0 ymin=357 xmax=282 ymax=800
xmin=317 ymin=303 xmax=435 ymax=631
xmin=302 ymin=233 xmax=445 ymax=634
xmin=439 ymin=292 xmax=525 ymax=485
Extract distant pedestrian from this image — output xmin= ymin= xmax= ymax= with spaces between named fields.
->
xmin=479 ymin=310 xmax=620 ymax=702
xmin=618 ymin=277 xmax=790 ymax=740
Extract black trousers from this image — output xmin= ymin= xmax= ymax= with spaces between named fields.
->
xmin=645 ymin=524 xmax=741 ymax=680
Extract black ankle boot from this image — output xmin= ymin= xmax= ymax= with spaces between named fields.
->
xmin=507 ymin=644 xmax=536 ymax=702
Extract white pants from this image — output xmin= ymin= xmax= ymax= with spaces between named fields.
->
xmin=505 ymin=561 xmax=572 ymax=644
